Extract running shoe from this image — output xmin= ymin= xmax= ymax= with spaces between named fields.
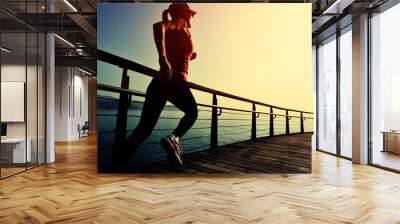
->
xmin=161 ymin=135 xmax=183 ymax=167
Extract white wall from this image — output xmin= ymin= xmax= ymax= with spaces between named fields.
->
xmin=55 ymin=67 xmax=89 ymax=141
xmin=1 ymin=63 xmax=46 ymax=164
xmin=1 ymin=65 xmax=36 ymax=138
xmin=55 ymin=66 xmax=70 ymax=141
xmin=1 ymin=65 xmax=26 ymax=143
xmin=70 ymin=72 xmax=89 ymax=139
xmin=1 ymin=64 xmax=26 ymax=81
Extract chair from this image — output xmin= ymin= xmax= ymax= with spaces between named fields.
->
xmin=78 ymin=121 xmax=90 ymax=138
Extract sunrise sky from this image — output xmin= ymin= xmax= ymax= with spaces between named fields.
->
xmin=98 ymin=3 xmax=312 ymax=112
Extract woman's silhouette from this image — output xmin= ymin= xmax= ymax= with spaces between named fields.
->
xmin=118 ymin=3 xmax=198 ymax=170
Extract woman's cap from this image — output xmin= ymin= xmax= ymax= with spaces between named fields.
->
xmin=168 ymin=3 xmax=197 ymax=16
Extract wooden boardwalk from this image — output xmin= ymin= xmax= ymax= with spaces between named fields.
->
xmin=134 ymin=134 xmax=312 ymax=174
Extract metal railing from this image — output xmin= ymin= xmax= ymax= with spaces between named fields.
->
xmin=97 ymin=49 xmax=314 ymax=160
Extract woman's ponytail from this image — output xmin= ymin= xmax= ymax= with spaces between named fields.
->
xmin=162 ymin=9 xmax=169 ymax=22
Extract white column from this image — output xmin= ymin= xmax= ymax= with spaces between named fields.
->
xmin=45 ymin=0 xmax=55 ymax=163
xmin=352 ymin=14 xmax=369 ymax=164
xmin=46 ymin=33 xmax=55 ymax=163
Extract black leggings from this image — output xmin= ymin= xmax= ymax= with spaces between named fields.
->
xmin=126 ymin=79 xmax=198 ymax=153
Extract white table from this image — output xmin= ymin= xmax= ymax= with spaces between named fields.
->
xmin=1 ymin=138 xmax=31 ymax=163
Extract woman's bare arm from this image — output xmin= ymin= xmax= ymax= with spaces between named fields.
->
xmin=153 ymin=22 xmax=168 ymax=59
xmin=153 ymin=21 xmax=172 ymax=81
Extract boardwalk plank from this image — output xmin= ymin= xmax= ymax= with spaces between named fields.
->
xmin=134 ymin=134 xmax=312 ymax=173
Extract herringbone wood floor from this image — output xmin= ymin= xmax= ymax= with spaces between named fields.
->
xmin=1 ymin=134 xmax=400 ymax=223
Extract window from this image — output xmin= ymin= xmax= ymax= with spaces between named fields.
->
xmin=371 ymin=3 xmax=400 ymax=171
xmin=317 ymin=35 xmax=337 ymax=154
xmin=0 ymin=2 xmax=46 ymax=179
xmin=390 ymin=74 xmax=400 ymax=131
xmin=339 ymin=27 xmax=352 ymax=158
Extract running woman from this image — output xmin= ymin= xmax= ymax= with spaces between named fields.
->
xmin=118 ymin=3 xmax=198 ymax=170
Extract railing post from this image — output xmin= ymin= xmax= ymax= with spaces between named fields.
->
xmin=300 ymin=112 xmax=304 ymax=133
xmin=210 ymin=94 xmax=218 ymax=149
xmin=286 ymin=110 xmax=290 ymax=135
xmin=269 ymin=107 xmax=274 ymax=137
xmin=112 ymin=68 xmax=131 ymax=164
xmin=251 ymin=103 xmax=256 ymax=140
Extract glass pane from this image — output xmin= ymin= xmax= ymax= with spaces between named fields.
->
xmin=1 ymin=30 xmax=27 ymax=177
xmin=371 ymin=4 xmax=400 ymax=171
xmin=273 ymin=108 xmax=287 ymax=136
xmin=0 ymin=1 xmax=46 ymax=178
xmin=38 ymin=33 xmax=46 ymax=165
xmin=340 ymin=29 xmax=352 ymax=158
xmin=26 ymin=0 xmax=40 ymax=169
xmin=27 ymin=31 xmax=38 ymax=169
xmin=317 ymin=36 xmax=337 ymax=154
xmin=289 ymin=111 xmax=301 ymax=134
